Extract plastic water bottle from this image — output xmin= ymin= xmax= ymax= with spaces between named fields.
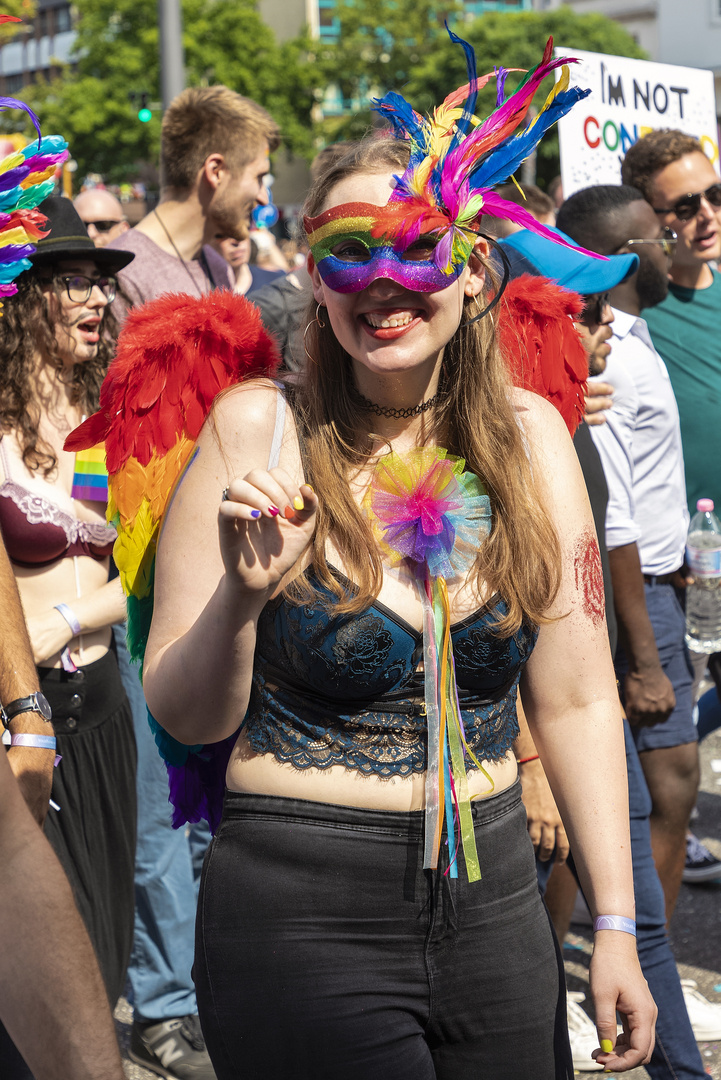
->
xmin=685 ymin=498 xmax=721 ymax=654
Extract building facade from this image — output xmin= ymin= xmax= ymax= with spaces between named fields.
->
xmin=0 ymin=0 xmax=73 ymax=94
xmin=534 ymin=0 xmax=721 ymax=112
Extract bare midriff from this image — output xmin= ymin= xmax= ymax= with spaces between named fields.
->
xmin=16 ymin=555 xmax=112 ymax=667
xmin=226 ymin=739 xmax=518 ymax=812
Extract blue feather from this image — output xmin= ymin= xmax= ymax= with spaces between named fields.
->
xmin=445 ymin=25 xmax=478 ymax=148
xmin=373 ymin=91 xmax=425 ymax=147
xmin=469 ymin=86 xmax=590 ymax=191
xmin=22 ymin=135 xmax=68 ymax=158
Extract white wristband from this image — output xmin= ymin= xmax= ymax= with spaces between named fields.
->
xmin=54 ymin=603 xmax=82 ymax=636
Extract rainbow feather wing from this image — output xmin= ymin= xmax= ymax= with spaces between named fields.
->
xmin=66 ymin=291 xmax=281 ymax=830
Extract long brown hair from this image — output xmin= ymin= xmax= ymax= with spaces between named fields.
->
xmin=287 ymin=138 xmax=562 ymax=635
xmin=0 ymin=271 xmax=116 ymax=475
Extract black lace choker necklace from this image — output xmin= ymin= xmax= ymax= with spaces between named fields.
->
xmin=355 ymin=389 xmax=440 ymax=419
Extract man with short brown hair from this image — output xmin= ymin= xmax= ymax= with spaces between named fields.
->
xmin=109 ymin=85 xmax=280 ymax=323
xmin=621 ymin=130 xmax=721 ymax=513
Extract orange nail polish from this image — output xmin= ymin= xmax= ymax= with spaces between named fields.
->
xmin=284 ymin=506 xmax=295 ymax=519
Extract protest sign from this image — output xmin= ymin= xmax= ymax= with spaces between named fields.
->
xmin=554 ymin=49 xmax=719 ymax=198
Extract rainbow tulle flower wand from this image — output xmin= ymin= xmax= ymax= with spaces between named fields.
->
xmin=364 ymin=448 xmax=493 ymax=881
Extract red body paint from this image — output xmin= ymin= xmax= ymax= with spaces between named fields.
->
xmin=574 ymin=530 xmax=605 ymax=626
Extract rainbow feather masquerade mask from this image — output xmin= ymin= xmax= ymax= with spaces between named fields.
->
xmin=305 ymin=201 xmax=467 ymax=294
xmin=306 ymin=29 xmax=593 ymax=294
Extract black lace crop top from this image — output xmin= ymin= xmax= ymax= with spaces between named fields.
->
xmin=242 ymin=568 xmax=537 ymax=776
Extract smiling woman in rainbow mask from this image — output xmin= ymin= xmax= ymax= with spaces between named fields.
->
xmin=141 ymin=34 xmax=656 ymax=1080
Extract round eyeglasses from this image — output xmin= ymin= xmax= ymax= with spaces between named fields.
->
xmin=623 ymin=227 xmax=677 ymax=258
xmin=55 ymin=274 xmax=117 ymax=303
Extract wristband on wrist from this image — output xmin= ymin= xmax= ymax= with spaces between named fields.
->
xmin=593 ymin=915 xmax=637 ymax=937
xmin=10 ymin=733 xmax=56 ymax=750
xmin=10 ymin=733 xmax=61 ymax=766
xmin=517 ymin=753 xmax=540 ymax=765
xmin=54 ymin=603 xmax=82 ymax=636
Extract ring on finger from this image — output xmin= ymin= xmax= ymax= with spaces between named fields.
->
xmin=221 ymin=487 xmax=230 ymax=502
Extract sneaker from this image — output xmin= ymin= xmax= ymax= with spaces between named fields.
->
xmin=681 ymin=980 xmax=721 ymax=1041
xmin=683 ymin=833 xmax=721 ymax=883
xmin=566 ymin=992 xmax=603 ymax=1071
xmin=129 ymin=1015 xmax=217 ymax=1079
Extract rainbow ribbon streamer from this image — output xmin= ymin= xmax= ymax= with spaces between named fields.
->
xmin=364 ymin=447 xmax=494 ymax=881
xmin=71 ymin=445 xmax=109 ymax=502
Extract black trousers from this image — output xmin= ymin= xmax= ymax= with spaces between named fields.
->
xmin=195 ymin=781 xmax=572 ymax=1080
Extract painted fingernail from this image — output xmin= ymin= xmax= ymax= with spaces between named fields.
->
xmin=293 ymin=496 xmax=304 ymax=511
xmin=600 ymin=1040 xmax=614 ymax=1054
xmin=284 ymin=506 xmax=295 ymax=519
xmin=250 ymin=509 xmax=261 ymax=519
xmin=304 ymin=483 xmax=315 ymax=493
xmin=268 ymin=506 xmax=279 ymax=517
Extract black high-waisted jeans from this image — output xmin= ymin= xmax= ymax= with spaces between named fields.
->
xmin=195 ymin=780 xmax=573 ymax=1080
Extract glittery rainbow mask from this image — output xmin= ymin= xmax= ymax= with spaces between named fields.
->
xmin=304 ymin=200 xmax=469 ymax=294
xmin=304 ymin=28 xmax=597 ymax=296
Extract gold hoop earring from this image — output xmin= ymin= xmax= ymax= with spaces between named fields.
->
xmin=303 ymin=303 xmax=326 ymax=366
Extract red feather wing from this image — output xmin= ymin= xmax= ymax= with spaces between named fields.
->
xmin=65 ymin=291 xmax=281 ymax=464
xmin=497 ymin=274 xmax=587 ymax=436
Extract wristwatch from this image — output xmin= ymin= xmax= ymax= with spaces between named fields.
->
xmin=0 ymin=692 xmax=53 ymax=730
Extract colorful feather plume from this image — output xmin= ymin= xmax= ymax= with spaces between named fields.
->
xmin=373 ymin=28 xmax=592 ymax=275
xmin=364 ymin=449 xmax=494 ymax=882
xmin=0 ymin=90 xmax=68 ymax=303
xmin=66 ymin=291 xmax=281 ymax=830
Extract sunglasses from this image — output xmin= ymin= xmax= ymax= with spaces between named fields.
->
xmin=614 ymin=227 xmax=677 ymax=258
xmin=85 ymin=219 xmax=125 ymax=232
xmin=580 ymin=292 xmax=610 ymax=326
xmin=653 ymin=183 xmax=721 ymax=222
xmin=55 ymin=274 xmax=117 ymax=303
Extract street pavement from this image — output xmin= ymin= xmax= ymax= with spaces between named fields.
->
xmin=116 ymin=726 xmax=721 ymax=1079
xmin=565 ymin=724 xmax=721 ymax=1079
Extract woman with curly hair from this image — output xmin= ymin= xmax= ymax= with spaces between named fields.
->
xmin=0 ymin=197 xmax=137 ymax=1011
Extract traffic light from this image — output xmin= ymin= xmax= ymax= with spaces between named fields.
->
xmin=138 ymin=95 xmax=152 ymax=123
xmin=129 ymin=91 xmax=152 ymax=123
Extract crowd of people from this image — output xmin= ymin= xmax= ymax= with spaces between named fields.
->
xmin=1 ymin=33 xmax=721 ymax=1080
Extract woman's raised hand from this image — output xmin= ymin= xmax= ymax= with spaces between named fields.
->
xmin=218 ymin=468 xmax=318 ymax=595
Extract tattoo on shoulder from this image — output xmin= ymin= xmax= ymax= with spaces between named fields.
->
xmin=573 ymin=529 xmax=605 ymax=626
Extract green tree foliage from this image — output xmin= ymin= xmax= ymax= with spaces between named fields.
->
xmin=315 ymin=5 xmax=646 ymax=183
xmin=0 ymin=0 xmax=37 ymax=43
xmin=312 ymin=0 xmax=460 ymax=142
xmin=17 ymin=0 xmax=316 ymax=184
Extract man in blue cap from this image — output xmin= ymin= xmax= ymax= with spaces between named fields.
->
xmin=499 ymin=219 xmax=711 ymax=1080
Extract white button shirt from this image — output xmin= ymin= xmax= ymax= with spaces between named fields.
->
xmin=589 ymin=306 xmax=689 ymax=576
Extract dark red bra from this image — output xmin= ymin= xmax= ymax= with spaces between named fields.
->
xmin=0 ymin=441 xmax=116 ymax=568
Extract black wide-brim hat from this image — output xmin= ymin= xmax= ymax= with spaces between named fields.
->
xmin=29 ymin=196 xmax=135 ymax=273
